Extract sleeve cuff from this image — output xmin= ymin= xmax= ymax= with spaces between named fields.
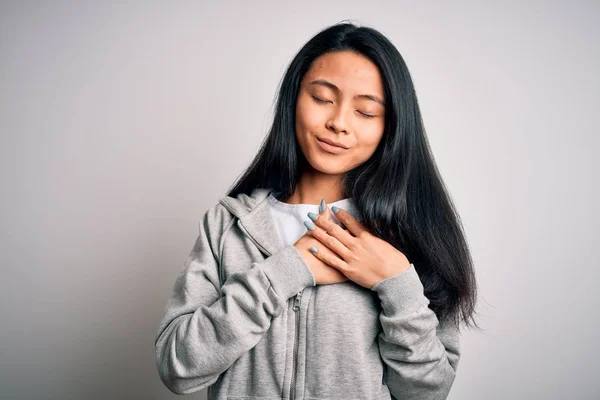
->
xmin=370 ymin=263 xmax=430 ymax=313
xmin=256 ymin=245 xmax=316 ymax=300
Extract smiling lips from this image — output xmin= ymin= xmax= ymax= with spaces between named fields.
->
xmin=316 ymin=137 xmax=349 ymax=154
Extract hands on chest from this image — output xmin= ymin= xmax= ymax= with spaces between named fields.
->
xmin=293 ymin=202 xmax=411 ymax=290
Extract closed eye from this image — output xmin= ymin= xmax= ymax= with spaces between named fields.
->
xmin=313 ymin=96 xmax=376 ymax=118
xmin=357 ymin=111 xmax=375 ymax=118
xmin=312 ymin=96 xmax=331 ymax=104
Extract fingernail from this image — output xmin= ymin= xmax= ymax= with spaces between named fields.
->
xmin=307 ymin=212 xmax=318 ymax=221
xmin=319 ymin=199 xmax=326 ymax=213
xmin=304 ymin=220 xmax=315 ymax=231
xmin=331 ymin=206 xmax=340 ymax=214
xmin=310 ymin=246 xmax=318 ymax=253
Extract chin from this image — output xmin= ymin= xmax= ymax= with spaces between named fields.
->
xmin=305 ymin=155 xmax=350 ymax=175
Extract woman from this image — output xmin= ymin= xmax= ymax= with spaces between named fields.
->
xmin=155 ymin=21 xmax=477 ymax=400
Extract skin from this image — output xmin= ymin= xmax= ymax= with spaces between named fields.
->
xmin=287 ymin=50 xmax=386 ymax=205
xmin=284 ymin=50 xmax=410 ymax=288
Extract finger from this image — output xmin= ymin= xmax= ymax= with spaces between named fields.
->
xmin=330 ymin=207 xmax=366 ymax=237
xmin=319 ymin=199 xmax=334 ymax=224
xmin=307 ymin=222 xmax=353 ymax=261
xmin=319 ymin=198 xmax=328 ymax=216
xmin=318 ymin=199 xmax=346 ymax=229
xmin=308 ymin=211 xmax=356 ymax=249
xmin=309 ymin=245 xmax=348 ymax=272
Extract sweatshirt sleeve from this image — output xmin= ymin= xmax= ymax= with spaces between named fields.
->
xmin=371 ymin=264 xmax=460 ymax=400
xmin=154 ymin=208 xmax=315 ymax=395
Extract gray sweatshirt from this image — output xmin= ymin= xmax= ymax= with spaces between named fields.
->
xmin=154 ymin=187 xmax=460 ymax=399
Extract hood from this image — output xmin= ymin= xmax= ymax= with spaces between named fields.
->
xmin=218 ymin=187 xmax=282 ymax=257
xmin=218 ymin=187 xmax=272 ymax=219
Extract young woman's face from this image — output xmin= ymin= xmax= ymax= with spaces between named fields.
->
xmin=295 ymin=50 xmax=386 ymax=176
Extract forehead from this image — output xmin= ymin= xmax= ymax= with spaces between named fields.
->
xmin=303 ymin=51 xmax=384 ymax=96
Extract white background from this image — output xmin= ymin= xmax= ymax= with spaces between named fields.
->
xmin=1 ymin=1 xmax=598 ymax=399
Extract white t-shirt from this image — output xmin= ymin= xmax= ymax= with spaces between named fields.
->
xmin=267 ymin=192 xmax=359 ymax=246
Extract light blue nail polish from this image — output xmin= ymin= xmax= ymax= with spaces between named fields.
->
xmin=310 ymin=246 xmax=318 ymax=253
xmin=304 ymin=220 xmax=315 ymax=231
xmin=331 ymin=206 xmax=340 ymax=214
xmin=307 ymin=212 xmax=318 ymax=221
xmin=319 ymin=199 xmax=326 ymax=213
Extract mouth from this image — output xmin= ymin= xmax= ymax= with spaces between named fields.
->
xmin=316 ymin=137 xmax=349 ymax=154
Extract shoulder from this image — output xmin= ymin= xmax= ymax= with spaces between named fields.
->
xmin=198 ymin=201 xmax=237 ymax=254
xmin=200 ymin=202 xmax=235 ymax=233
xmin=199 ymin=187 xmax=272 ymax=243
xmin=202 ymin=201 xmax=236 ymax=227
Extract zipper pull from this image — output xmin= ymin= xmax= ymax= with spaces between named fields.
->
xmin=293 ymin=290 xmax=303 ymax=311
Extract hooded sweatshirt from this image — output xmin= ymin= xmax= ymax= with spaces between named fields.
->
xmin=154 ymin=187 xmax=460 ymax=399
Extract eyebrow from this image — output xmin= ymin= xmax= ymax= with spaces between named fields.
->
xmin=309 ymin=79 xmax=385 ymax=106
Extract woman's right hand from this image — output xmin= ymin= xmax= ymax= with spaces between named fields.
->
xmin=293 ymin=204 xmax=349 ymax=285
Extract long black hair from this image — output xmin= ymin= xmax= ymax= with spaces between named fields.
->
xmin=227 ymin=21 xmax=477 ymax=328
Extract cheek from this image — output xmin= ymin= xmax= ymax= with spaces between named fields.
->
xmin=295 ymin=99 xmax=318 ymax=151
xmin=356 ymin=126 xmax=384 ymax=152
xmin=296 ymin=101 xmax=323 ymax=133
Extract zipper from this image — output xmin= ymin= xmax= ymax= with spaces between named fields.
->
xmin=290 ymin=289 xmax=303 ymax=400
xmin=220 ymin=199 xmax=303 ymax=399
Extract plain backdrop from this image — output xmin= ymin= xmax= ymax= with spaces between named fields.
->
xmin=1 ymin=1 xmax=598 ymax=399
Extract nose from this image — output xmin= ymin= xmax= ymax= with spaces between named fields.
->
xmin=325 ymin=104 xmax=350 ymax=134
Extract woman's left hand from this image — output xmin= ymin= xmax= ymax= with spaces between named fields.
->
xmin=305 ymin=206 xmax=411 ymax=289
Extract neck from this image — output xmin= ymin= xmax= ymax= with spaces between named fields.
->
xmin=283 ymin=169 xmax=345 ymax=205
